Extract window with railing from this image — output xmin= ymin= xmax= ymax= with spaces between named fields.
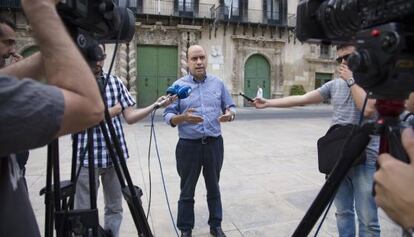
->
xmin=224 ymin=0 xmax=240 ymax=19
xmin=266 ymin=0 xmax=279 ymax=21
xmin=320 ymin=44 xmax=330 ymax=59
xmin=0 ymin=0 xmax=20 ymax=9
xmin=177 ymin=0 xmax=194 ymax=16
xmin=263 ymin=0 xmax=286 ymax=25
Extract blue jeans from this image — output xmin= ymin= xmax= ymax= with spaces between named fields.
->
xmin=175 ymin=136 xmax=224 ymax=231
xmin=334 ymin=139 xmax=380 ymax=237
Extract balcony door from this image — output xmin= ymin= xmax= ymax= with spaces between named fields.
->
xmin=177 ymin=0 xmax=194 ymax=16
xmin=264 ymin=0 xmax=285 ymax=24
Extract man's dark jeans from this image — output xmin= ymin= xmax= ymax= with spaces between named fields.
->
xmin=175 ymin=136 xmax=224 ymax=231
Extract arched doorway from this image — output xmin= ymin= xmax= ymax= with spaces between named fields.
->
xmin=244 ymin=54 xmax=270 ymax=106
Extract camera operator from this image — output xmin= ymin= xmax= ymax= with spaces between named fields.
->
xmin=0 ymin=16 xmax=23 ymax=67
xmin=253 ymin=43 xmax=381 ymax=236
xmin=374 ymin=126 xmax=414 ymax=231
xmin=0 ymin=0 xmax=105 ymax=236
xmin=0 ymin=15 xmax=29 ymax=189
xmin=74 ymin=43 xmax=173 ymax=237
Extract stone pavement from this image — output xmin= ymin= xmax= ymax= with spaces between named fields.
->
xmin=25 ymin=105 xmax=402 ymax=237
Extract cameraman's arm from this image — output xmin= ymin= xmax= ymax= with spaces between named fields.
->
xmin=0 ymin=52 xmax=44 ymax=80
xmin=21 ymin=1 xmax=104 ymax=136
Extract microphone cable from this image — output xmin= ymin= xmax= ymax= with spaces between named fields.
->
xmin=145 ymin=109 xmax=155 ymax=219
xmin=145 ymin=107 xmax=180 ymax=237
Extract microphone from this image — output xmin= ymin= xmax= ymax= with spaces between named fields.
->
xmin=154 ymin=85 xmax=192 ymax=109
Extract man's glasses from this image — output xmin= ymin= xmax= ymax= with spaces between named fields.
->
xmin=335 ymin=54 xmax=351 ymax=64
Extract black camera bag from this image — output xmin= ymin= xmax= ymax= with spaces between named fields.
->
xmin=317 ymin=124 xmax=366 ymax=174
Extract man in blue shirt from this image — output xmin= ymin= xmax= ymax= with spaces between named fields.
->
xmin=164 ymin=45 xmax=236 ymax=237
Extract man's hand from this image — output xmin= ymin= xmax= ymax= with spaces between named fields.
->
xmin=219 ymin=108 xmax=235 ymax=122
xmin=374 ymin=127 xmax=414 ymax=229
xmin=253 ymin=97 xmax=268 ymax=109
xmin=155 ymin=94 xmax=177 ymax=108
xmin=338 ymin=64 xmax=353 ymax=80
xmin=183 ymin=108 xmax=204 ymax=124
xmin=109 ymin=102 xmax=122 ymax=118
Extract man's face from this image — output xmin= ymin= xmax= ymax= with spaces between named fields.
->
xmin=188 ymin=46 xmax=207 ymax=80
xmin=336 ymin=46 xmax=355 ymax=66
xmin=0 ymin=23 xmax=16 ymax=60
xmin=92 ymin=45 xmax=106 ymax=76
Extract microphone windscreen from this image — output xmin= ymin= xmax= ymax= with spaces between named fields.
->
xmin=177 ymin=86 xmax=191 ymax=99
xmin=166 ymin=84 xmax=178 ymax=95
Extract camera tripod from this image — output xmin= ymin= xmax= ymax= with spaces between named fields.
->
xmin=292 ymin=99 xmax=410 ymax=236
xmin=40 ymin=99 xmax=153 ymax=237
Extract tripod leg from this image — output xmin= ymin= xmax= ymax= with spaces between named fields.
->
xmin=44 ymin=142 xmax=55 ymax=237
xmin=99 ymin=117 xmax=153 ymax=236
xmin=87 ymin=128 xmax=99 ymax=237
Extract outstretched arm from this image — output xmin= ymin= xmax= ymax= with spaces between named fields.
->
xmin=253 ymin=90 xmax=324 ymax=109
xmin=122 ymin=95 xmax=175 ymax=124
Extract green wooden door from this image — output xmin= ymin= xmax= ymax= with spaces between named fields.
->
xmin=315 ymin=73 xmax=332 ymax=104
xmin=137 ymin=46 xmax=178 ymax=107
xmin=244 ymin=54 xmax=270 ymax=106
xmin=315 ymin=72 xmax=332 ymax=89
xmin=21 ymin=46 xmax=39 ymax=58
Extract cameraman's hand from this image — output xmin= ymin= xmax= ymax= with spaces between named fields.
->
xmin=374 ymin=127 xmax=414 ymax=229
xmin=338 ymin=64 xmax=353 ymax=80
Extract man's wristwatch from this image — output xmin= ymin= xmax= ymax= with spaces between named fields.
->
xmin=346 ymin=77 xmax=355 ymax=87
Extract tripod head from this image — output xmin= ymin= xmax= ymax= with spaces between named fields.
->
xmin=374 ymin=99 xmax=410 ymax=163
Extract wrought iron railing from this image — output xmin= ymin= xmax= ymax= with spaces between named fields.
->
xmin=0 ymin=0 xmax=21 ymax=9
xmin=137 ymin=0 xmax=214 ymax=18
xmin=211 ymin=5 xmax=287 ymax=26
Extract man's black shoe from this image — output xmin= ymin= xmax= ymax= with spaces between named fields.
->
xmin=210 ymin=227 xmax=226 ymax=237
xmin=181 ymin=230 xmax=192 ymax=237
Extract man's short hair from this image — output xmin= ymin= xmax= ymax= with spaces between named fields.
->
xmin=336 ymin=42 xmax=355 ymax=51
xmin=0 ymin=16 xmax=16 ymax=37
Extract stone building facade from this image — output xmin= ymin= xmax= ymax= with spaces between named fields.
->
xmin=1 ymin=0 xmax=337 ymax=107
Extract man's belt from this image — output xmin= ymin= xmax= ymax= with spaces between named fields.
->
xmin=180 ymin=136 xmax=221 ymax=145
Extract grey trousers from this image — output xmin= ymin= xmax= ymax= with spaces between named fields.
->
xmin=75 ymin=166 xmax=123 ymax=237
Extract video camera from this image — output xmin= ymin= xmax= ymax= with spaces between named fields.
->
xmin=57 ymin=0 xmax=136 ymax=62
xmin=296 ymin=0 xmax=414 ymax=99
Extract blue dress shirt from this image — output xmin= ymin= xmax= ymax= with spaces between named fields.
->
xmin=163 ymin=74 xmax=236 ymax=139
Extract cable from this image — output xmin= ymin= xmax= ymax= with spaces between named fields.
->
xmin=145 ymin=109 xmax=156 ymax=219
xmin=313 ymin=196 xmax=334 ymax=237
xmin=145 ymin=107 xmax=179 ymax=236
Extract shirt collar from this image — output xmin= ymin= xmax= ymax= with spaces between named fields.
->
xmin=189 ymin=73 xmax=207 ymax=83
